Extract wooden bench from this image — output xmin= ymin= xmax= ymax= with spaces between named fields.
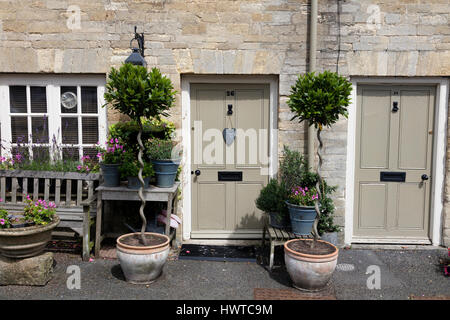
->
xmin=261 ymin=223 xmax=313 ymax=272
xmin=0 ymin=170 xmax=100 ymax=261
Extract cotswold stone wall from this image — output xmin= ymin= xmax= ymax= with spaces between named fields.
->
xmin=0 ymin=0 xmax=449 ymax=245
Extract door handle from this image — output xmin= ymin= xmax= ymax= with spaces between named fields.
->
xmin=421 ymin=174 xmax=429 ymax=181
xmin=194 ymin=170 xmax=201 ymax=176
xmin=392 ymin=101 xmax=399 ymax=113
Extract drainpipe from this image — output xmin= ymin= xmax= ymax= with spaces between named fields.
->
xmin=307 ymin=0 xmax=318 ymax=169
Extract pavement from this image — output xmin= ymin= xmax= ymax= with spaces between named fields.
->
xmin=0 ymin=247 xmax=448 ymax=300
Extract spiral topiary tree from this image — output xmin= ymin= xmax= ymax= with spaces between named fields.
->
xmin=287 ymin=71 xmax=352 ymax=246
xmin=104 ymin=63 xmax=176 ymax=245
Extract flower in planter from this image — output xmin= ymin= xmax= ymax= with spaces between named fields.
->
xmin=23 ymin=196 xmax=57 ymax=226
xmin=96 ymin=139 xmax=126 ymax=164
xmin=288 ymin=186 xmax=319 ymax=207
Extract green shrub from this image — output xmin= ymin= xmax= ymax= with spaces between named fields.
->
xmin=287 ymin=70 xmax=352 ymax=129
xmin=279 ymin=146 xmax=339 ymax=234
xmin=119 ymin=151 xmax=154 ymax=179
xmin=146 ymin=138 xmax=180 ymax=161
xmin=255 ymin=179 xmax=288 ymax=215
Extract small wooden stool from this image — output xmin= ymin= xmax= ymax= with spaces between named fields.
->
xmin=261 ymin=223 xmax=312 ymax=272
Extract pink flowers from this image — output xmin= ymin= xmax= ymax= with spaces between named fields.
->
xmin=289 ymin=186 xmax=319 ymax=207
xmin=0 ymin=219 xmax=5 ymax=225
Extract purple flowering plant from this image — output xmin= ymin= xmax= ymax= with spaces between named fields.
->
xmin=288 ymin=186 xmax=319 ymax=207
xmin=96 ymin=138 xmax=126 ymax=164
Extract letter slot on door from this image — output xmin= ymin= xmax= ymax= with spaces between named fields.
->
xmin=218 ymin=171 xmax=243 ymax=181
xmin=380 ymin=172 xmax=406 ymax=182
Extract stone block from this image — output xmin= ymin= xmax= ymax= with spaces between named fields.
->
xmin=0 ymin=252 xmax=53 ymax=286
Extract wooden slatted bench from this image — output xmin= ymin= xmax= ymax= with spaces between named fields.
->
xmin=261 ymin=223 xmax=313 ymax=272
xmin=0 ymin=170 xmax=100 ymax=261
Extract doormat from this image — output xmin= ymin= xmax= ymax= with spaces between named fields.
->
xmin=254 ymin=287 xmax=336 ymax=300
xmin=46 ymin=240 xmax=81 ymax=254
xmin=178 ymin=245 xmax=256 ymax=262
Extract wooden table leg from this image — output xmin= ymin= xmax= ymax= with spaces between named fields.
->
xmin=94 ymin=191 xmax=102 ymax=258
xmin=165 ymin=193 xmax=173 ymax=236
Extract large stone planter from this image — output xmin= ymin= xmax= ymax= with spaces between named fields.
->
xmin=0 ymin=216 xmax=60 ymax=259
xmin=116 ymin=232 xmax=170 ymax=284
xmin=284 ymin=238 xmax=338 ymax=291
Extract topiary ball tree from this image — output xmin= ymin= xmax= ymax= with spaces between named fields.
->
xmin=104 ymin=63 xmax=176 ymax=244
xmin=287 ymin=70 xmax=352 ymax=245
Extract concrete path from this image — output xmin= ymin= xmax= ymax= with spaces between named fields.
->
xmin=0 ymin=248 xmax=448 ymax=300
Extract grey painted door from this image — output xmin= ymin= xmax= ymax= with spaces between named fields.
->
xmin=190 ymin=83 xmax=270 ymax=239
xmin=354 ymin=85 xmax=435 ymax=242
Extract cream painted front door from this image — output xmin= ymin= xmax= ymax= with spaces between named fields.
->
xmin=354 ymin=85 xmax=435 ymax=242
xmin=190 ymin=84 xmax=270 ymax=239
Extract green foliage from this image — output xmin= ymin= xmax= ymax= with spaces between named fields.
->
xmin=287 ymin=71 xmax=352 ymax=129
xmin=23 ymin=197 xmax=56 ymax=226
xmin=255 ymin=179 xmax=289 ymax=215
xmin=108 ymin=118 xmax=175 ymax=158
xmin=104 ymin=64 xmax=176 ymax=121
xmin=119 ymin=151 xmax=154 ymax=179
xmin=0 ymin=209 xmax=11 ymax=229
xmin=279 ymin=146 xmax=339 ymax=234
xmin=146 ymin=138 xmax=179 ymax=161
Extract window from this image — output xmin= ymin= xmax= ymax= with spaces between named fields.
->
xmin=0 ymin=75 xmax=107 ymax=161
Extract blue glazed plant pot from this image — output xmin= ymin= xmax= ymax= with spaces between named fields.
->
xmin=127 ymin=176 xmax=150 ymax=189
xmin=285 ymin=201 xmax=317 ymax=236
xmin=151 ymin=160 xmax=180 ymax=188
xmin=100 ymin=163 xmax=120 ymax=187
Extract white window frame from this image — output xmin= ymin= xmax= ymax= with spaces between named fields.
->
xmin=0 ymin=74 xmax=107 ymax=160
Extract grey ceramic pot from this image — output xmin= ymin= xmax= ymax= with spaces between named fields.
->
xmin=116 ymin=232 xmax=170 ymax=284
xmin=284 ymin=239 xmax=338 ymax=291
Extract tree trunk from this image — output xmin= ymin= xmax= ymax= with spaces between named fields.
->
xmin=311 ymin=127 xmax=323 ymax=248
xmin=137 ymin=118 xmax=148 ymax=246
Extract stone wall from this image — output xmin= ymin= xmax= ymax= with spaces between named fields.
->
xmin=0 ymin=0 xmax=449 ymax=245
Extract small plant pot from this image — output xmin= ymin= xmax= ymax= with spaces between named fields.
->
xmin=284 ymin=238 xmax=339 ymax=291
xmin=0 ymin=216 xmax=60 ymax=259
xmin=100 ymin=163 xmax=120 ymax=187
xmin=285 ymin=201 xmax=317 ymax=236
xmin=267 ymin=212 xmax=290 ymax=230
xmin=116 ymin=232 xmax=170 ymax=284
xmin=127 ymin=176 xmax=150 ymax=189
xmin=151 ymin=160 xmax=180 ymax=188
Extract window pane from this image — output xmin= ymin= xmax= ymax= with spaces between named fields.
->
xmin=81 ymin=87 xmax=97 ymax=114
xmin=62 ymin=147 xmax=79 ymax=161
xmin=32 ymin=146 xmax=50 ymax=162
xmin=61 ymin=117 xmax=78 ymax=144
xmin=11 ymin=116 xmax=28 ymax=143
xmin=9 ymin=86 xmax=27 ymax=113
xmin=61 ymin=86 xmax=77 ymax=114
xmin=30 ymin=86 xmax=47 ymax=113
xmin=82 ymin=117 xmax=98 ymax=144
xmin=31 ymin=117 xmax=49 ymax=144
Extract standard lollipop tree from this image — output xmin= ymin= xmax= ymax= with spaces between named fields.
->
xmin=104 ymin=63 xmax=176 ymax=284
xmin=284 ymin=71 xmax=351 ymax=291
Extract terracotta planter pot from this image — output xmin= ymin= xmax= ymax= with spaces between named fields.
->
xmin=284 ymin=238 xmax=338 ymax=291
xmin=0 ymin=216 xmax=60 ymax=259
xmin=116 ymin=232 xmax=170 ymax=284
